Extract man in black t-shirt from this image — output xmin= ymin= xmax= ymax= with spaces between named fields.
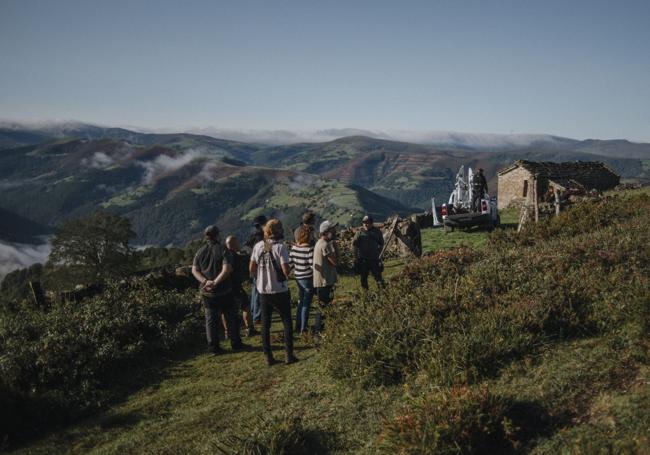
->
xmin=192 ymin=225 xmax=247 ymax=354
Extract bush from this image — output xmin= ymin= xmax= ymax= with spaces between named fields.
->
xmin=0 ymin=280 xmax=202 ymax=443
xmin=321 ymin=194 xmax=650 ymax=387
xmin=377 ymin=386 xmax=518 ymax=454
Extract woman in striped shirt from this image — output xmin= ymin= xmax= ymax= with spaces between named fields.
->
xmin=290 ymin=225 xmax=315 ymax=334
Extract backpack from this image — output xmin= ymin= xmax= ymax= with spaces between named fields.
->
xmin=260 ymin=242 xmax=287 ymax=283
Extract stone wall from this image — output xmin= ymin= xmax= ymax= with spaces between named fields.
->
xmin=498 ymin=167 xmax=533 ymax=209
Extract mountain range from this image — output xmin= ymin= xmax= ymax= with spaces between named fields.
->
xmin=0 ymin=121 xmax=648 ymax=250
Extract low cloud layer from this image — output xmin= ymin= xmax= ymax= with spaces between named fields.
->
xmin=183 ymin=127 xmax=566 ymax=149
xmin=0 ymin=239 xmax=51 ymax=281
xmin=137 ymin=148 xmax=217 ymax=184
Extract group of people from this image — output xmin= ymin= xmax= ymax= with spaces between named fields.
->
xmin=191 ymin=211 xmax=387 ymax=367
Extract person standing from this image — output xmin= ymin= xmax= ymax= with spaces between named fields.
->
xmin=352 ymin=215 xmax=385 ymax=290
xmin=290 ymin=225 xmax=315 ymax=335
xmin=312 ymin=220 xmax=339 ymax=333
xmin=225 ymin=235 xmax=254 ymax=337
xmin=249 ymin=219 xmax=298 ymax=366
xmin=246 ymin=215 xmax=267 ymax=327
xmin=192 ymin=225 xmax=247 ymax=355
xmin=294 ymin=211 xmax=316 ymax=245
xmin=471 ymin=168 xmax=488 ymax=212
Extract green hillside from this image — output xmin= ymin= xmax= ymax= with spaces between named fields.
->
xmin=0 ymin=139 xmax=415 ymax=245
xmin=2 ymin=190 xmax=648 ymax=453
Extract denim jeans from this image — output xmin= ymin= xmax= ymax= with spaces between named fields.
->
xmin=295 ymin=278 xmax=314 ymax=333
xmin=250 ymin=278 xmax=261 ymax=322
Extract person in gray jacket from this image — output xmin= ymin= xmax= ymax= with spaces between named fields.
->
xmin=352 ymin=215 xmax=385 ymax=290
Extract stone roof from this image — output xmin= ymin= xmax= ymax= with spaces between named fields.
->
xmin=498 ymin=160 xmax=620 ymax=191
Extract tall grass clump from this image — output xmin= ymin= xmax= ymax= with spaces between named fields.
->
xmin=377 ymin=386 xmax=518 ymax=454
xmin=0 ymin=281 xmax=202 ymax=444
xmin=321 ymin=194 xmax=650 ymax=388
xmin=209 ymin=412 xmax=333 ymax=455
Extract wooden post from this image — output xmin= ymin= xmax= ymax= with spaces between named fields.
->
xmin=533 ymin=176 xmax=539 ymax=223
xmin=554 ymin=188 xmax=561 ymax=216
xmin=379 ymin=217 xmax=399 ymax=259
xmin=29 ymin=281 xmax=46 ymax=308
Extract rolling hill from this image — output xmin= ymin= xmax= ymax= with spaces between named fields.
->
xmin=0 ymin=138 xmax=415 ymax=245
xmin=0 ymin=123 xmax=648 ymax=247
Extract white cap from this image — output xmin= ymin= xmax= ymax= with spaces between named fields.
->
xmin=319 ymin=220 xmax=338 ymax=234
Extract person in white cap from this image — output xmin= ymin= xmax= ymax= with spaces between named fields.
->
xmin=312 ymin=220 xmax=339 ymax=332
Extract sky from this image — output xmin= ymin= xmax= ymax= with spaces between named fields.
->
xmin=1 ymin=0 xmax=649 ymax=141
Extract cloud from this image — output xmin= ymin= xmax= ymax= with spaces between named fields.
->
xmin=81 ymin=151 xmax=115 ymax=168
xmin=0 ymin=239 xmax=51 ymax=281
xmin=137 ymin=148 xmax=221 ymax=184
xmin=180 ymin=126 xmax=569 ymax=149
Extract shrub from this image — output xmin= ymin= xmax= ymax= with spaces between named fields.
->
xmin=321 ymin=195 xmax=650 ymax=387
xmin=377 ymin=386 xmax=518 ymax=454
xmin=0 ymin=280 xmax=202 ymax=443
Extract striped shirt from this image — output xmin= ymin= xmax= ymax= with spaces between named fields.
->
xmin=290 ymin=244 xmax=314 ymax=280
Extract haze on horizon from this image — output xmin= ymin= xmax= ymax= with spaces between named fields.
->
xmin=1 ymin=0 xmax=649 ymax=142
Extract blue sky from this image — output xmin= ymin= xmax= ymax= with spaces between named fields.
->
xmin=1 ymin=0 xmax=649 ymax=141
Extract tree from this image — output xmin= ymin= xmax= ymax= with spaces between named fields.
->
xmin=49 ymin=212 xmax=136 ymax=284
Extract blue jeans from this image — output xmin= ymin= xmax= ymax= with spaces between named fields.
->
xmin=295 ymin=278 xmax=314 ymax=333
xmin=250 ymin=278 xmax=262 ymax=322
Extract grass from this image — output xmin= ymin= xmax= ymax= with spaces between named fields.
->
xmin=6 ymin=201 xmax=648 ymax=454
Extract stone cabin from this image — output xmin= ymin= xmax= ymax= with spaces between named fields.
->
xmin=497 ymin=160 xmax=620 ymax=210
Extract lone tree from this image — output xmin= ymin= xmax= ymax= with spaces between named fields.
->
xmin=49 ymin=212 xmax=136 ymax=284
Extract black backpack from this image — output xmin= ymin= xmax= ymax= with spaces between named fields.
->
xmin=261 ymin=243 xmax=287 ymax=283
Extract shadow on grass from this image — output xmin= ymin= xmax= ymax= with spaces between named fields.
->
xmin=3 ymin=337 xmax=206 ymax=452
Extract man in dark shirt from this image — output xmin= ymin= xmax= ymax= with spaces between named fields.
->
xmin=472 ymin=168 xmax=488 ymax=212
xmin=192 ymin=225 xmax=247 ymax=354
xmin=352 ymin=215 xmax=385 ymax=290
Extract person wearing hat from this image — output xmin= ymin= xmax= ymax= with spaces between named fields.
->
xmin=192 ymin=225 xmax=248 ymax=354
xmin=312 ymin=220 xmax=339 ymax=332
xmin=471 ymin=168 xmax=488 ymax=212
xmin=352 ymin=215 xmax=385 ymax=290
xmin=294 ymin=211 xmax=316 ymax=246
xmin=245 ymin=215 xmax=267 ymax=327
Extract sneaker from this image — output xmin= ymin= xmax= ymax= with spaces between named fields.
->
xmin=246 ymin=327 xmax=257 ymax=337
xmin=285 ymin=354 xmax=299 ymax=365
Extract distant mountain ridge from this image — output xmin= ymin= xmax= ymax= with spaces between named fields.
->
xmin=3 ymin=120 xmax=650 ymax=158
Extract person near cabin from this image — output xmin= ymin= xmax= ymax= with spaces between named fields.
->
xmin=352 ymin=215 xmax=385 ymax=290
xmin=192 ymin=225 xmax=248 ymax=355
xmin=471 ymin=168 xmax=488 ymax=212
xmin=294 ymin=211 xmax=317 ymax=246
xmin=249 ymin=219 xmax=298 ymax=366
xmin=245 ymin=215 xmax=267 ymax=329
xmin=290 ymin=225 xmax=315 ymax=335
xmin=312 ymin=220 xmax=339 ymax=333
xmin=225 ymin=235 xmax=254 ymax=338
